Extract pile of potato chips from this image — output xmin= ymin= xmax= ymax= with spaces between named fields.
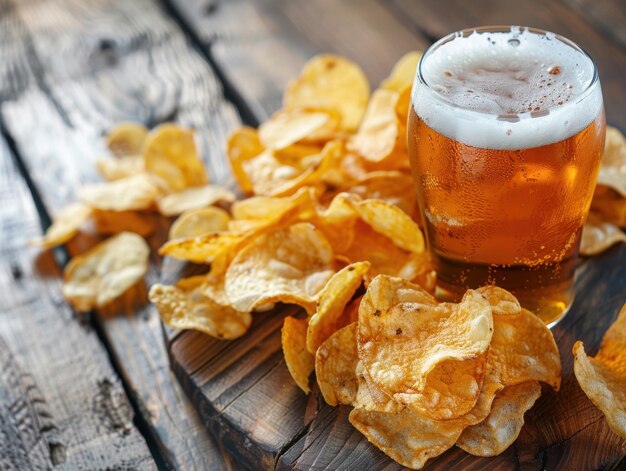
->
xmin=310 ymin=279 xmax=561 ymax=468
xmin=573 ymin=302 xmax=626 ymax=441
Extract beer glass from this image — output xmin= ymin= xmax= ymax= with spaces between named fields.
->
xmin=408 ymin=26 xmax=605 ymax=325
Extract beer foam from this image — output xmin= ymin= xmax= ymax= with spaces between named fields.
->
xmin=413 ymin=27 xmax=603 ymax=150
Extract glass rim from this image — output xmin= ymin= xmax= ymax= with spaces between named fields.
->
xmin=416 ymin=25 xmax=600 ymax=117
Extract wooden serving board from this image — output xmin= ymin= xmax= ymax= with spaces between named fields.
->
xmin=160 ymin=0 xmax=626 ymax=469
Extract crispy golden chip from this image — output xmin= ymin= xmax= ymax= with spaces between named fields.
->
xmin=456 ymin=381 xmax=541 ymax=456
xmin=78 ymin=173 xmax=160 ymax=211
xmin=92 ymin=209 xmax=155 ymax=237
xmin=580 ymin=218 xmax=626 ymax=256
xmin=169 ymin=207 xmax=231 ymax=240
xmin=29 ymin=202 xmax=92 ymax=248
xmin=395 ymin=86 xmax=412 ymax=130
xmin=380 ymin=51 xmax=423 ymax=92
xmin=590 ymin=185 xmax=626 ymax=228
xmin=491 ymin=308 xmax=562 ymax=390
xmin=62 ymin=232 xmax=149 ymax=311
xmin=306 ymin=261 xmax=370 ymax=354
xmin=156 ymin=185 xmax=235 ymax=217
xmin=284 ymin=54 xmax=370 ymax=132
xmin=143 ymin=124 xmax=208 ymax=192
xmin=358 ymin=276 xmax=492 ymax=419
xmin=159 ymin=231 xmax=247 ymax=264
xmin=315 ymin=322 xmax=359 ymax=405
xmin=348 ymin=89 xmax=400 ymax=162
xmin=259 ymin=109 xmax=334 ymax=150
xmin=231 ymin=186 xmax=318 ymax=222
xmin=224 ymin=223 xmax=335 ymax=313
xmin=476 ymin=285 xmax=522 ymax=316
xmin=149 ymin=278 xmax=251 ymax=340
xmin=349 ymin=406 xmax=465 ymax=470
xmin=282 ymin=316 xmax=315 ymax=394
xmin=599 ymin=126 xmax=626 ymax=197
xmin=573 ymin=303 xmax=626 ymax=439
xmin=343 ymin=171 xmax=417 ymax=216
xmin=96 ymin=155 xmax=144 ymax=181
xmin=242 ymin=151 xmax=315 ymax=197
xmin=106 ymin=122 xmax=148 ymax=157
xmin=227 ymin=127 xmax=264 ymax=194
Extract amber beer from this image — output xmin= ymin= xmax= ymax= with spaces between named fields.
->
xmin=408 ymin=27 xmax=605 ymax=325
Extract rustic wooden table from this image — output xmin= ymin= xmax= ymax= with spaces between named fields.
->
xmin=1 ymin=0 xmax=625 ymax=469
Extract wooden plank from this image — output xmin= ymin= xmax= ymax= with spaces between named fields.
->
xmin=0 ymin=0 xmax=240 ymax=468
xmin=167 ymin=0 xmax=430 ymax=121
xmin=0 ymin=136 xmax=154 ymax=469
xmin=384 ymin=0 xmax=626 ymax=131
xmin=562 ymin=0 xmax=626 ymax=54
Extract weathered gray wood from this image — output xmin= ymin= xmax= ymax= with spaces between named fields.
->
xmin=0 ymin=0 xmax=240 ymax=468
xmin=0 ymin=134 xmax=154 ymax=469
xmin=385 ymin=0 xmax=626 ymax=132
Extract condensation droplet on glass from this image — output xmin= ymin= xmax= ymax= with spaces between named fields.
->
xmin=508 ymin=38 xmax=521 ymax=47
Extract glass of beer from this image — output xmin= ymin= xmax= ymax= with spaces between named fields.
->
xmin=408 ymin=26 xmax=605 ymax=325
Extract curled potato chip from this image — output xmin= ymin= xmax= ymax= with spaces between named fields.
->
xmin=598 ymin=126 xmax=626 ymax=197
xmin=231 ymin=186 xmax=318 ymax=222
xmin=315 ymin=322 xmax=359 ymax=406
xmin=343 ymin=171 xmax=417 ymax=216
xmin=149 ymin=277 xmax=251 ymax=340
xmin=573 ymin=303 xmax=626 ymax=439
xmin=580 ymin=218 xmax=626 ymax=256
xmin=169 ymin=207 xmax=231 ymax=240
xmin=92 ymin=209 xmax=155 ymax=237
xmin=284 ymin=54 xmax=370 ymax=132
xmin=456 ymin=381 xmax=541 ymax=456
xmin=306 ymin=261 xmax=370 ymax=354
xmin=282 ymin=316 xmax=315 ymax=394
xmin=348 ymin=89 xmax=400 ymax=162
xmin=225 ymin=223 xmax=335 ymax=313
xmin=156 ymin=185 xmax=235 ymax=217
xmin=259 ymin=109 xmax=334 ymax=150
xmin=106 ymin=122 xmax=148 ymax=157
xmin=380 ymin=51 xmax=423 ymax=92
xmin=63 ymin=232 xmax=149 ymax=311
xmin=227 ymin=127 xmax=264 ymax=194
xmin=358 ymin=276 xmax=492 ymax=419
xmin=476 ymin=285 xmax=522 ymax=316
xmin=242 ymin=151 xmax=316 ymax=197
xmin=96 ymin=155 xmax=144 ymax=181
xmin=143 ymin=124 xmax=208 ymax=192
xmin=29 ymin=202 xmax=91 ymax=248
xmin=78 ymin=173 xmax=160 ymax=211
xmin=159 ymin=231 xmax=247 ymax=264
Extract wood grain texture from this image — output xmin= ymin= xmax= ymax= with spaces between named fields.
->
xmin=385 ymin=0 xmax=626 ymax=131
xmin=0 ymin=134 xmax=154 ymax=469
xmin=0 ymin=0 xmax=240 ymax=468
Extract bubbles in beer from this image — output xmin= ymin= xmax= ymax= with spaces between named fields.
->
xmin=413 ymin=27 xmax=602 ymax=149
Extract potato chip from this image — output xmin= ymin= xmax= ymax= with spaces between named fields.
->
xmin=159 ymin=231 xmax=247 ymax=264
xmin=106 ymin=122 xmax=148 ymax=157
xmin=395 ymin=86 xmax=412 ymax=130
xmin=259 ymin=109 xmax=334 ymax=150
xmin=598 ymin=126 xmax=626 ymax=197
xmin=348 ymin=89 xmax=400 ymax=163
xmin=349 ymin=405 xmax=465 ymax=470
xmin=456 ymin=381 xmax=541 ymax=456
xmin=62 ymin=232 xmax=149 ymax=311
xmin=169 ymin=207 xmax=231 ymax=240
xmin=282 ymin=316 xmax=315 ymax=394
xmin=242 ymin=151 xmax=316 ymax=197
xmin=476 ymin=285 xmax=522 ymax=316
xmin=143 ymin=124 xmax=208 ymax=192
xmin=315 ymin=322 xmax=359 ymax=405
xmin=284 ymin=54 xmax=370 ymax=132
xmin=224 ymin=223 xmax=335 ymax=313
xmin=156 ymin=185 xmax=235 ymax=217
xmin=92 ymin=209 xmax=155 ymax=237
xmin=358 ymin=276 xmax=492 ymax=419
xmin=149 ymin=278 xmax=251 ymax=340
xmin=580 ymin=218 xmax=626 ymax=256
xmin=306 ymin=261 xmax=370 ymax=354
xmin=96 ymin=155 xmax=144 ymax=181
xmin=29 ymin=202 xmax=92 ymax=248
xmin=573 ymin=303 xmax=626 ymax=439
xmin=78 ymin=173 xmax=160 ymax=211
xmin=380 ymin=51 xmax=423 ymax=92
xmin=226 ymin=127 xmax=264 ymax=194
xmin=343 ymin=171 xmax=417 ymax=216
xmin=590 ymin=185 xmax=626 ymax=228
xmin=231 ymin=186 xmax=318 ymax=222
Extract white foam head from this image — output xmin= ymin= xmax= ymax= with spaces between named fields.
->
xmin=412 ymin=27 xmax=603 ymax=150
